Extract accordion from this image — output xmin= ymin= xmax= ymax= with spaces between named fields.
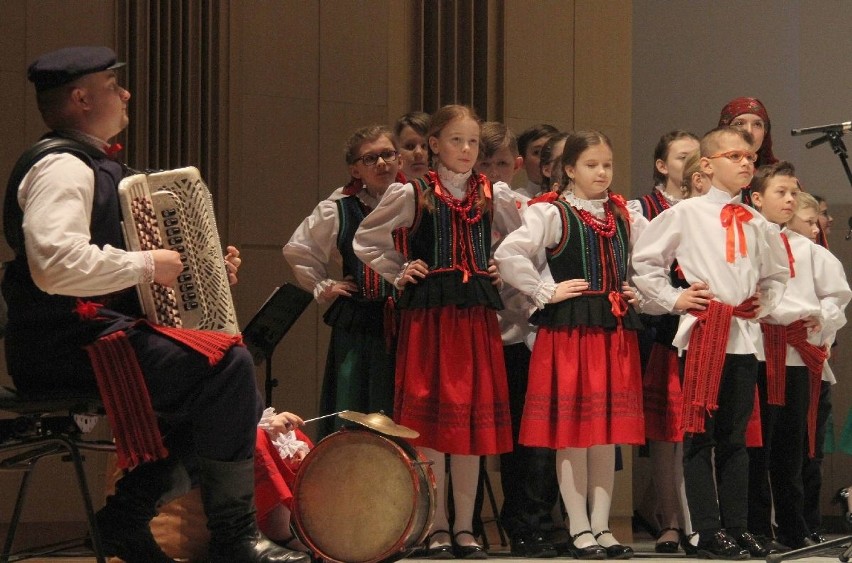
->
xmin=118 ymin=166 xmax=239 ymax=334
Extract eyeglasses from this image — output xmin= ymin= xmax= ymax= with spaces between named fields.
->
xmin=707 ymin=150 xmax=758 ymax=164
xmin=354 ymin=150 xmax=399 ymax=166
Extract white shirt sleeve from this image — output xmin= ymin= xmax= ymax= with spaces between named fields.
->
xmin=631 ymin=208 xmax=684 ymax=314
xmin=494 ymin=202 xmax=562 ymax=309
xmin=282 ymin=198 xmax=342 ymax=303
xmin=812 ymin=244 xmax=851 ymax=343
xmin=19 ymin=153 xmax=149 ymax=296
xmin=352 ymin=181 xmax=415 ymax=284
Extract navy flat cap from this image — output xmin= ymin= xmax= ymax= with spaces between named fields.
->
xmin=27 ymin=46 xmax=125 ymax=92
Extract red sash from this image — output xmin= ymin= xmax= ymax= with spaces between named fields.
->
xmin=681 ymin=298 xmax=758 ymax=434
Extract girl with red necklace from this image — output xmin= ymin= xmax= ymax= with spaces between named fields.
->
xmin=354 ymin=105 xmax=519 ymax=559
xmin=627 ymin=130 xmax=700 ymax=555
xmin=495 ymin=131 xmax=647 ymax=560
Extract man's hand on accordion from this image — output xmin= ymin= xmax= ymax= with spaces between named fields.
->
xmin=224 ymin=245 xmax=241 ymax=286
xmin=151 ymin=249 xmax=184 ymax=285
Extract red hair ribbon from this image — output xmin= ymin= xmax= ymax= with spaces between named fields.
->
xmin=720 ymin=204 xmax=753 ymax=263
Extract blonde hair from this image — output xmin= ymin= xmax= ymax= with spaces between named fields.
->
xmin=681 ymin=150 xmax=702 ymax=198
xmin=797 ymin=192 xmax=819 ymax=213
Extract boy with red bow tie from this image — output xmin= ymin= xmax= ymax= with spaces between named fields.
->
xmin=632 ymin=127 xmax=789 ymax=560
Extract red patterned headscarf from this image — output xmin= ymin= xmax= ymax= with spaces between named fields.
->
xmin=718 ymin=97 xmax=778 ymax=167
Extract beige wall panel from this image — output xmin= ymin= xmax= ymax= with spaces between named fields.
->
xmin=232 ymin=246 xmax=324 ymax=422
xmin=317 ymin=101 xmax=390 ymax=194
xmin=25 ymin=0 xmax=115 ymax=55
xmin=386 ymin=0 xmax=418 ymax=119
xmin=233 ymin=94 xmax=319 ymax=245
xmin=503 ymin=0 xmax=574 ymax=126
xmin=573 ymin=0 xmax=632 ymax=197
xmin=235 ymin=1 xmax=319 ymax=101
xmin=319 ymin=1 xmax=389 ymax=105
xmin=0 ymin=72 xmax=26 ymax=185
xmin=0 ymin=1 xmax=25 ymax=73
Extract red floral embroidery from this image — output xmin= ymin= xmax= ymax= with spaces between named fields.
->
xmin=75 ymin=299 xmax=104 ymax=320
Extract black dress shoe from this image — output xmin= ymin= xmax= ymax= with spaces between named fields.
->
xmin=696 ymin=530 xmax=749 ymax=560
xmin=776 ymin=535 xmax=816 ymax=550
xmin=655 ymin=528 xmax=682 ymax=554
xmin=510 ymin=532 xmax=558 ymax=558
xmin=568 ymin=531 xmax=606 ymax=560
xmin=809 ymin=531 xmax=827 ymax=544
xmin=732 ymin=531 xmax=771 ymax=557
xmin=833 ymin=487 xmax=852 ymax=527
xmin=681 ymin=531 xmax=699 ymax=556
xmin=453 ymin=530 xmax=487 ymax=559
xmin=593 ymin=530 xmax=634 ymax=559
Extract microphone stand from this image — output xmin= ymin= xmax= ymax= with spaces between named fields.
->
xmin=801 ymin=130 xmax=852 ymax=243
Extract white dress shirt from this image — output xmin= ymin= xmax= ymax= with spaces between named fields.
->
xmin=16 ymin=151 xmax=152 ymax=297
xmin=631 ymin=186 xmax=790 ymax=357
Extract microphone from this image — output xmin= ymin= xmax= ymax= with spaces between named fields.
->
xmin=791 ymin=121 xmax=852 ymax=136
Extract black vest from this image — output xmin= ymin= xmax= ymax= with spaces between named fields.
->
xmin=2 ymin=134 xmax=140 ymax=389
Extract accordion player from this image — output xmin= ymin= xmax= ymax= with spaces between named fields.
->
xmin=118 ymin=166 xmax=239 ymax=334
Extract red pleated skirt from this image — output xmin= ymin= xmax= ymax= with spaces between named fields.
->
xmin=520 ymin=325 xmax=645 ymax=449
xmin=394 ymin=305 xmax=513 ymax=455
xmin=643 ymin=343 xmax=684 ymax=442
xmin=254 ymin=428 xmax=313 ymax=524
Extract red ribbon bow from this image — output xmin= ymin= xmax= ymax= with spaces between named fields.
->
xmin=720 ymin=204 xmax=753 ymax=263
xmin=104 ymin=143 xmax=123 ymax=157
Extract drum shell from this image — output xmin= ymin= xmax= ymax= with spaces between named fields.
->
xmin=293 ymin=428 xmax=436 ymax=563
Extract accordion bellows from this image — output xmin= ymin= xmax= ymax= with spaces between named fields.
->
xmin=118 ymin=167 xmax=239 ymax=334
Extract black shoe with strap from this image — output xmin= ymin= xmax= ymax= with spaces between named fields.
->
xmin=681 ymin=531 xmax=699 ymax=556
xmin=655 ymin=527 xmax=681 ymax=554
xmin=421 ymin=529 xmax=455 ymax=559
xmin=593 ymin=530 xmax=634 ymax=560
xmin=568 ymin=531 xmax=606 ymax=560
xmin=453 ymin=530 xmax=488 ymax=559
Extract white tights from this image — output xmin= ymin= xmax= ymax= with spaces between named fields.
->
xmin=556 ymin=445 xmax=621 ymax=548
xmin=420 ymin=447 xmax=481 ymax=548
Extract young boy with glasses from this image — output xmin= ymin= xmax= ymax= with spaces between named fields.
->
xmin=632 ymin=126 xmax=790 ymax=560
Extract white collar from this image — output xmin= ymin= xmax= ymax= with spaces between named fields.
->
xmin=655 ymin=185 xmax=681 ymax=206
xmin=706 ymin=185 xmax=742 ymax=204
xmin=436 ymin=163 xmax=473 ymax=197
xmin=563 ymin=190 xmax=609 ymax=218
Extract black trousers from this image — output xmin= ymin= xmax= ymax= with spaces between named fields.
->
xmin=499 ymin=342 xmax=560 ymax=538
xmin=682 ymin=353 xmax=757 ymax=534
xmin=803 ymin=380 xmax=832 ymax=532
xmin=747 ymin=364 xmax=810 ymax=539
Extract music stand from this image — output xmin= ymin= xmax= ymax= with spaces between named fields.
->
xmin=242 ymin=283 xmax=313 ymax=406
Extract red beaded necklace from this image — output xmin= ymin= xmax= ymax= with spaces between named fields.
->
xmin=574 ymin=203 xmax=617 ymax=237
xmin=432 ymin=172 xmax=483 ymax=224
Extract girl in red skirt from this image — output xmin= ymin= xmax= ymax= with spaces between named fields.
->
xmin=495 ymin=131 xmax=646 ymax=559
xmin=354 ymin=105 xmax=519 ymax=558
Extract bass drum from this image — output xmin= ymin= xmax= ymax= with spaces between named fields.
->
xmin=293 ymin=428 xmax=436 ymax=563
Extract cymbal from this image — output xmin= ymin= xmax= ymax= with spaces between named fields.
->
xmin=338 ymin=411 xmax=420 ymax=439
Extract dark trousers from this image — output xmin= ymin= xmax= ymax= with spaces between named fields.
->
xmin=128 ymin=326 xmax=263 ymax=462
xmin=803 ymin=380 xmax=832 ymax=532
xmin=682 ymin=353 xmax=757 ymax=535
xmin=747 ymin=364 xmax=810 ymax=539
xmin=499 ymin=342 xmax=560 ymax=538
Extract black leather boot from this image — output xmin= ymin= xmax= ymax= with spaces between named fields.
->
xmin=198 ymin=457 xmax=310 ymax=563
xmin=96 ymin=458 xmax=188 ymax=563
